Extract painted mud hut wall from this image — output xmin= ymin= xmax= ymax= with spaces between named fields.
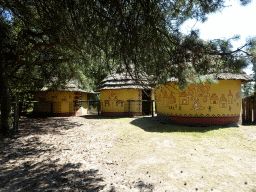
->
xmin=34 ymin=91 xmax=88 ymax=116
xmin=101 ymin=89 xmax=155 ymax=116
xmin=98 ymin=64 xmax=155 ymax=116
xmin=33 ymin=80 xmax=89 ymax=117
xmin=156 ymin=73 xmax=252 ymax=126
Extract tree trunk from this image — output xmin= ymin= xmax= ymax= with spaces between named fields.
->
xmin=0 ymin=74 xmax=12 ymax=136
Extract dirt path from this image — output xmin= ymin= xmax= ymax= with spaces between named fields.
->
xmin=0 ymin=116 xmax=256 ymax=191
xmin=0 ymin=116 xmax=154 ymax=191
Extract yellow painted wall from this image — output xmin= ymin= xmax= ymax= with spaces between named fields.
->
xmin=156 ymin=80 xmax=242 ymax=117
xmin=34 ymin=91 xmax=88 ymax=114
xmin=100 ymin=89 xmax=140 ymax=113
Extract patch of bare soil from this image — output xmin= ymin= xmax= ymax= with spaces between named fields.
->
xmin=0 ymin=116 xmax=154 ymax=191
xmin=0 ymin=116 xmax=256 ymax=192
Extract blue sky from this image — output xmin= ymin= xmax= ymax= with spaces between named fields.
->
xmin=181 ymin=0 xmax=256 ymax=75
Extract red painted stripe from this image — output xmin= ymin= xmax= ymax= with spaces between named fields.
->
xmin=158 ymin=115 xmax=240 ymax=126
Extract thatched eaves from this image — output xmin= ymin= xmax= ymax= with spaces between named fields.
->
xmin=203 ymin=73 xmax=253 ymax=83
xmin=40 ymin=80 xmax=93 ymax=93
xmin=98 ymin=65 xmax=154 ymax=90
xmin=167 ymin=73 xmax=253 ymax=83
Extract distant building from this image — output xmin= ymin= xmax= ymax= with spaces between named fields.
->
xmin=33 ymin=81 xmax=93 ymax=116
xmin=98 ymin=65 xmax=155 ymax=116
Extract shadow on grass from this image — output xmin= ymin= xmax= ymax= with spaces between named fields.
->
xmin=130 ymin=117 xmax=237 ymax=133
xmin=0 ymin=159 xmax=105 ymax=191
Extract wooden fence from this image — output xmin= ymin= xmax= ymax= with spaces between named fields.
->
xmin=242 ymin=96 xmax=256 ymax=124
xmin=0 ymin=98 xmax=19 ymax=134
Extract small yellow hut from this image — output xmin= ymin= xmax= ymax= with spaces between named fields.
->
xmin=33 ymin=81 xmax=90 ymax=117
xmin=156 ymin=73 xmax=253 ymax=126
xmin=98 ymin=65 xmax=155 ymax=116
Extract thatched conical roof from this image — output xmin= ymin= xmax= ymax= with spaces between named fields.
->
xmin=98 ymin=64 xmax=154 ymax=90
xmin=40 ymin=80 xmax=94 ymax=93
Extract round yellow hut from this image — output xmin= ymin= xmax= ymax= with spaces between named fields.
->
xmin=156 ymin=73 xmax=252 ymax=126
xmin=33 ymin=81 xmax=89 ymax=116
xmin=99 ymin=65 xmax=155 ymax=116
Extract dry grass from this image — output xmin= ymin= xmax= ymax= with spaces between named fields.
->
xmin=0 ymin=116 xmax=256 ymax=191
xmin=108 ymin=117 xmax=256 ymax=191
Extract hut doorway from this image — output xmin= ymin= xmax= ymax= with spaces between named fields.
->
xmin=142 ymin=89 xmax=151 ymax=115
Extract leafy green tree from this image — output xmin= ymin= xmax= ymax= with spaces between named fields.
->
xmin=1 ymin=0 xmax=250 ymax=81
xmin=242 ymin=82 xmax=254 ymax=98
xmin=0 ymin=12 xmax=16 ymax=135
xmin=0 ymin=10 xmax=91 ymax=135
xmin=245 ymin=37 xmax=256 ymax=98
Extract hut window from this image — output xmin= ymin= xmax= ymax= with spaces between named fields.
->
xmin=179 ymin=95 xmax=189 ymax=105
xmin=105 ymin=100 xmax=110 ymax=107
xmin=116 ymin=100 xmax=124 ymax=107
xmin=61 ymin=98 xmax=67 ymax=102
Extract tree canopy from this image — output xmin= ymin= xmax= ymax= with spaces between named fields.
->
xmin=1 ymin=0 xmax=253 ymax=87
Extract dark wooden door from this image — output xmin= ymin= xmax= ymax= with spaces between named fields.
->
xmin=142 ymin=89 xmax=151 ymax=115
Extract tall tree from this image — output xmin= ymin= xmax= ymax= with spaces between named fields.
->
xmin=246 ymin=36 xmax=256 ymax=97
xmin=0 ymin=10 xmax=90 ymax=135
xmin=242 ymin=82 xmax=254 ymax=98
xmin=0 ymin=12 xmax=16 ymax=135
xmin=2 ymin=0 xmax=252 ymax=76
